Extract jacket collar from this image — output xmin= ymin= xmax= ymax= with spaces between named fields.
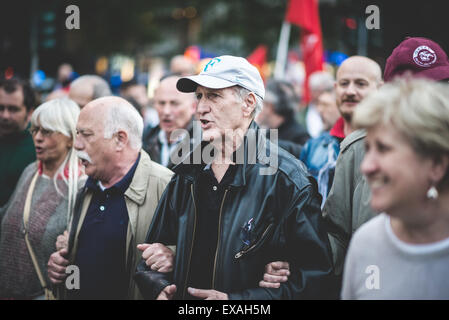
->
xmin=173 ymin=121 xmax=271 ymax=188
xmin=80 ymin=151 xmax=149 ymax=205
xmin=329 ymin=117 xmax=346 ymax=139
xmin=123 ymin=150 xmax=152 ymax=205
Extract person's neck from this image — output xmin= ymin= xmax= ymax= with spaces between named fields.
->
xmin=42 ymin=153 xmax=69 ymax=178
xmin=99 ymin=151 xmax=139 ymax=188
xmin=343 ymin=119 xmax=353 ymax=137
xmin=390 ymin=193 xmax=449 ymax=244
xmin=211 ymin=124 xmax=248 ymax=183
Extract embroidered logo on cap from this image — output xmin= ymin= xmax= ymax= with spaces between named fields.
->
xmin=203 ymin=58 xmax=222 ymax=72
xmin=413 ymin=45 xmax=437 ymax=67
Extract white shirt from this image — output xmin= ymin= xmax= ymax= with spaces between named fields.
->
xmin=341 ymin=213 xmax=449 ymax=300
xmin=158 ymin=129 xmax=187 ymax=167
xmin=306 ymin=104 xmax=324 ymax=138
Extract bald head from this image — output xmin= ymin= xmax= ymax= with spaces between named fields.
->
xmin=154 ymin=75 xmax=196 ymax=140
xmin=69 ymin=75 xmax=111 ymax=108
xmin=75 ymin=96 xmax=143 ymax=184
xmin=83 ymin=96 xmax=129 ymax=113
xmin=337 ymin=56 xmax=382 ymax=84
xmin=335 ymin=56 xmax=383 ymax=126
xmin=170 ymin=55 xmax=196 ymax=76
xmin=82 ymin=96 xmax=144 ymax=150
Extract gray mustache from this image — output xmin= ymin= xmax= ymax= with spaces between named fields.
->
xmin=77 ymin=151 xmax=93 ymax=164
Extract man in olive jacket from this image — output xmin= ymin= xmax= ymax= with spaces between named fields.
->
xmin=47 ymin=97 xmax=173 ymax=299
xmin=135 ymin=56 xmax=333 ymax=300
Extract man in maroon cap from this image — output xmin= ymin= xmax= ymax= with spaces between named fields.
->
xmin=384 ymin=37 xmax=449 ymax=82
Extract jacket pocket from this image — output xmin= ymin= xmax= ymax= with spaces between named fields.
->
xmin=235 ymin=223 xmax=274 ymax=259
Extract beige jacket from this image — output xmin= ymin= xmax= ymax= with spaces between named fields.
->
xmin=67 ymin=150 xmax=173 ymax=299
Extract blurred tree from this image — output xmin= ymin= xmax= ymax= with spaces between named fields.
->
xmin=59 ymin=0 xmax=292 ymax=59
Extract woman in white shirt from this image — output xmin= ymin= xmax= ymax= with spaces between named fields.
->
xmin=341 ymin=78 xmax=449 ymax=300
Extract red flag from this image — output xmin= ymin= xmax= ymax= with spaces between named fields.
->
xmin=247 ymin=45 xmax=267 ymax=67
xmin=286 ymin=0 xmax=323 ymax=103
xmin=247 ymin=45 xmax=268 ymax=81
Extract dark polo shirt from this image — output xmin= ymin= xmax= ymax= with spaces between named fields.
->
xmin=68 ymin=154 xmax=140 ymax=300
xmin=186 ymin=163 xmax=237 ymax=299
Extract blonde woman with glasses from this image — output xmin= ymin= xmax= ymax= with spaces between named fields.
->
xmin=0 ymin=98 xmax=85 ymax=299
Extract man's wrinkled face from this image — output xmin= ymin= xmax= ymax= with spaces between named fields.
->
xmin=0 ymin=87 xmax=31 ymax=137
xmin=74 ymin=106 xmax=114 ymax=180
xmin=195 ymin=86 xmax=247 ymax=143
xmin=154 ymin=77 xmax=196 ymax=139
xmin=335 ymin=60 xmax=380 ymax=122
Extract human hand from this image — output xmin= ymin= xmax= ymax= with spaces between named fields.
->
xmin=47 ymin=247 xmax=69 ymax=284
xmin=258 ymin=261 xmax=290 ymax=288
xmin=137 ymin=243 xmax=175 ymax=273
xmin=55 ymin=230 xmax=69 ymax=251
xmin=187 ymin=287 xmax=228 ymax=300
xmin=156 ymin=284 xmax=177 ymax=300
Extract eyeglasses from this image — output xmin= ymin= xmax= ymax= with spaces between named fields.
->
xmin=29 ymin=126 xmax=54 ymax=137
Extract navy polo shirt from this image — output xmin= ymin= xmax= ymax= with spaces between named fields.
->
xmin=69 ymin=154 xmax=140 ymax=300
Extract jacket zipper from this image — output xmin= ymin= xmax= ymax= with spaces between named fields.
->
xmin=234 ymin=223 xmax=274 ymax=259
xmin=183 ymin=184 xmax=198 ymax=299
xmin=211 ymin=188 xmax=229 ymax=289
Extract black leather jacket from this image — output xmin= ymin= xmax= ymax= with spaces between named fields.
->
xmin=135 ymin=122 xmax=334 ymax=300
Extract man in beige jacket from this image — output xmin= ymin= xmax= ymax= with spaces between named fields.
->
xmin=47 ymin=96 xmax=173 ymax=299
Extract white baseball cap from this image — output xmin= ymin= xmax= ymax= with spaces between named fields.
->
xmin=176 ymin=55 xmax=265 ymax=99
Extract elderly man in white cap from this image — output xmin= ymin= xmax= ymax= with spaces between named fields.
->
xmin=134 ymin=55 xmax=333 ymax=300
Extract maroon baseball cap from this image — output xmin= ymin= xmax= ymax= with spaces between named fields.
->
xmin=384 ymin=37 xmax=449 ymax=82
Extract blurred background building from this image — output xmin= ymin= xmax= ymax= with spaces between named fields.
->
xmin=1 ymin=0 xmax=447 ymax=95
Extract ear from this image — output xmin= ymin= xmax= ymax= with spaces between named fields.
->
xmin=114 ymin=130 xmax=129 ymax=150
xmin=429 ymin=154 xmax=449 ymax=185
xmin=242 ymin=92 xmax=256 ymax=118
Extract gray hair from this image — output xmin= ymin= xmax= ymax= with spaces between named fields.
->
xmin=309 ymin=71 xmax=334 ymax=92
xmin=353 ymin=78 xmax=449 ymax=187
xmin=31 ymin=98 xmax=83 ymax=227
xmin=233 ymin=86 xmax=263 ymax=118
xmin=103 ymin=100 xmax=144 ymax=150
xmin=71 ymin=75 xmax=111 ymax=99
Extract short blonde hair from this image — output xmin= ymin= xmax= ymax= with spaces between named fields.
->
xmin=353 ymin=78 xmax=449 ymax=186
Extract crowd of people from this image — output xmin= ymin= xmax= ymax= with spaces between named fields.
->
xmin=1 ymin=36 xmax=449 ymax=300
